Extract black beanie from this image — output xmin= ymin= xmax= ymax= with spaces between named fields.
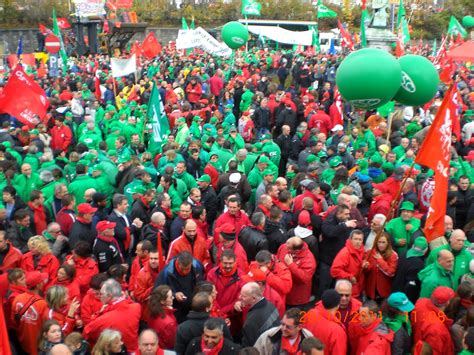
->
xmin=321 ymin=289 xmax=341 ymax=309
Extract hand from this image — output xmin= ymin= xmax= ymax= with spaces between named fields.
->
xmin=373 ymin=252 xmax=382 ymax=260
xmin=175 ymin=292 xmax=187 ymax=302
xmin=57 ymin=234 xmax=67 ymax=242
xmin=284 ymin=254 xmax=294 ymax=265
xmin=345 ymin=220 xmax=357 ymax=228
xmin=75 ymin=319 xmax=83 ymax=328
xmin=66 ymin=258 xmax=75 ymax=265
xmin=259 ymin=265 xmax=269 ymax=274
xmin=234 ymin=301 xmax=243 ymax=312
xmin=398 ymin=239 xmax=407 ymax=246
xmin=350 ymin=276 xmax=357 ymax=284
xmin=405 ymin=224 xmax=413 ymax=231
xmin=362 ymin=261 xmax=370 ymax=269
xmin=68 ymin=299 xmax=80 ymax=318
xmin=225 ymin=318 xmax=231 ymax=327
xmin=133 ymin=218 xmax=143 ymax=228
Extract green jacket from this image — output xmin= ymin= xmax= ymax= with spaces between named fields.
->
xmin=261 ymin=141 xmax=281 ymax=167
xmin=13 ymin=173 xmax=42 ymax=203
xmin=418 ymin=261 xmax=454 ymax=298
xmin=79 ymin=131 xmax=102 ymax=150
xmin=240 ymin=90 xmax=254 ymax=112
xmin=68 ymin=175 xmax=99 ymax=205
xmin=174 ymin=171 xmax=197 ymax=192
xmin=23 ymin=154 xmax=40 ymax=172
xmin=426 ymin=245 xmax=472 ymax=289
xmin=385 ymin=216 xmax=421 ymax=254
xmin=175 ymin=125 xmax=190 ymax=146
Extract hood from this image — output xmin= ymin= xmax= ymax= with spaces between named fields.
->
xmin=352 ymin=172 xmax=370 ymax=183
xmin=368 ymin=167 xmax=383 ymax=179
xmin=294 ymin=225 xmax=314 ymax=239
xmin=345 ymin=239 xmax=365 ymax=259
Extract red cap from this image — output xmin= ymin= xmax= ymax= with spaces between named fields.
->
xmin=77 ymin=203 xmax=98 ymax=214
xmin=96 ymin=220 xmax=116 ymax=232
xmin=431 ymin=286 xmax=455 ymax=306
xmin=298 ymin=210 xmax=311 ymax=227
xmin=241 ymin=268 xmax=267 ymax=283
xmin=464 ymin=150 xmax=474 ymax=162
xmin=26 ymin=271 xmax=48 ymax=289
xmin=216 ymin=223 xmax=235 ymax=235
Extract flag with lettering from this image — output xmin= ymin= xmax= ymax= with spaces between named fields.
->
xmin=447 ymin=16 xmax=467 ymax=39
xmin=147 ymin=83 xmax=170 ymax=152
xmin=415 ymin=85 xmax=456 ymax=242
xmin=0 ymin=66 xmax=49 ymax=127
xmin=338 ymin=20 xmax=354 ymax=51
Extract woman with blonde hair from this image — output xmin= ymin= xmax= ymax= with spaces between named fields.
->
xmin=21 ymin=235 xmax=60 ymax=288
xmin=45 ymin=285 xmax=80 ymax=336
xmin=92 ymin=329 xmax=127 ymax=355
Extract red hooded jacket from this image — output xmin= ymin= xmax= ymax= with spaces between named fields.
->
xmin=364 ymin=249 xmax=398 ymax=299
xmin=148 ymin=308 xmax=177 ymax=350
xmin=166 ymin=233 xmax=210 ymax=266
xmin=20 ymin=252 xmax=59 ymax=289
xmin=330 ymin=239 xmax=365 ymax=298
xmin=367 ymin=193 xmax=393 ymax=224
xmin=80 ymin=289 xmax=102 ymax=326
xmin=0 ymin=241 xmax=22 ymax=274
xmin=249 ymin=258 xmax=292 ymax=300
xmin=133 ymin=262 xmax=160 ymax=321
xmin=348 ymin=318 xmax=394 ymax=355
xmin=214 ymin=210 xmax=251 ymax=238
xmin=64 ymin=255 xmax=98 ymax=297
xmin=129 ymin=255 xmax=148 ymax=294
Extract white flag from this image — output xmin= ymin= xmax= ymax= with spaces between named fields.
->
xmin=111 ymin=54 xmax=137 ymax=78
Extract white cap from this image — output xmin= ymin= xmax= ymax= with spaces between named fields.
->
xmin=229 ymin=173 xmax=242 ymax=184
xmin=331 ymin=124 xmax=344 ymax=132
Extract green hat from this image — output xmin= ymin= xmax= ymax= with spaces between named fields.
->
xmin=210 ymin=117 xmax=219 ymax=124
xmin=51 ymin=90 xmax=58 ymax=96
xmin=400 ymin=201 xmax=415 ymax=211
xmin=259 ymin=156 xmax=270 ymax=164
xmin=197 ymin=174 xmax=211 ymax=183
xmin=263 ymin=169 xmax=273 ymax=176
xmin=370 ymin=152 xmax=383 ymax=165
xmin=129 ymin=100 xmax=137 ymax=107
xmin=65 ymin=112 xmax=73 ymax=117
xmin=203 ymin=123 xmax=214 ymax=130
xmin=83 ymin=153 xmax=96 ymax=161
xmin=387 ymin=292 xmax=414 ymax=312
xmin=30 ymin=129 xmax=39 ymax=135
xmin=382 ymin=161 xmax=395 ymax=171
xmin=176 ymin=117 xmax=186 ymax=124
xmin=193 ymin=116 xmax=202 ymax=122
xmin=225 ymin=104 xmax=234 ymax=109
xmin=450 ymin=161 xmax=461 ymax=169
xmin=117 ymin=154 xmax=131 ymax=164
xmin=406 ymin=237 xmax=428 ymax=258
xmin=254 ymin=142 xmax=262 ymax=150
xmin=140 ymin=104 xmax=148 ymax=110
xmin=82 ymin=83 xmax=88 ymax=88
xmin=329 ymin=156 xmax=342 ymax=168
xmin=356 ymin=159 xmax=368 ymax=169
xmin=317 ymin=151 xmax=328 ymax=159
xmin=307 ymin=154 xmax=318 ymax=164
xmin=129 ymin=185 xmax=146 ymax=194
xmin=106 ymin=105 xmax=116 ymax=112
xmin=261 ymin=133 xmax=272 ymax=141
xmin=464 ymin=109 xmax=474 ymax=117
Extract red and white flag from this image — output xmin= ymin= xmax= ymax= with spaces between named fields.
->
xmin=415 ymin=85 xmax=456 ymax=242
xmin=395 ymin=24 xmax=405 ymax=57
xmin=0 ymin=66 xmax=49 ymax=127
xmin=330 ymin=86 xmax=343 ymax=127
xmin=338 ymin=20 xmax=354 ymax=51
xmin=141 ymin=32 xmax=162 ymax=59
xmin=56 ymin=17 xmax=71 ymax=29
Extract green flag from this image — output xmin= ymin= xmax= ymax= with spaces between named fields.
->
xmin=396 ymin=0 xmax=406 ymax=27
xmin=147 ymin=83 xmax=170 ymax=149
xmin=447 ymin=16 xmax=467 ymax=38
xmin=401 ymin=17 xmax=410 ymax=44
xmin=181 ymin=17 xmax=189 ymax=30
xmin=190 ymin=16 xmax=195 ymax=30
xmin=431 ymin=38 xmax=437 ymax=56
xmin=309 ymin=25 xmax=320 ymax=52
xmin=242 ymin=0 xmax=261 ymax=16
xmin=52 ymin=8 xmax=68 ymax=73
xmin=317 ymin=0 xmax=337 ymax=18
xmin=360 ymin=9 xmax=369 ymax=48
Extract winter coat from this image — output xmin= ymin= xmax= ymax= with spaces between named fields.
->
xmin=80 ymin=289 xmax=102 ymax=326
xmin=264 ymin=219 xmax=288 ymax=254
xmin=0 ymin=241 xmax=22 ymax=274
xmin=83 ymin=298 xmax=141 ymax=352
xmin=305 ymin=306 xmax=347 ymax=355
xmin=166 ymin=234 xmax=210 ymax=266
xmin=185 ymin=336 xmax=241 ymax=355
xmin=92 ymin=234 xmax=123 ymax=273
xmin=348 ymin=318 xmax=394 ymax=355
xmin=134 ymin=262 xmax=160 ymax=321
xmin=426 ymin=244 xmax=472 ymax=289
xmin=364 ymin=250 xmax=398 ymax=299
xmin=141 ymin=224 xmax=170 ymax=256
xmin=418 ymin=261 xmax=454 ymax=298
xmin=385 ymin=216 xmax=421 ymax=255
xmin=6 ymin=221 xmax=34 ymax=253
xmin=254 ymin=326 xmax=313 ymax=355
xmin=65 ymin=255 xmax=98 ymax=297
xmin=108 ymin=210 xmax=140 ymax=256
xmin=207 ymin=266 xmax=244 ymax=317
xmin=130 ymin=198 xmax=151 ymax=225
xmin=238 ymin=225 xmax=269 ymax=261
xmin=330 ymin=239 xmax=365 ymax=297
xmin=200 ymin=185 xmax=218 ymax=224
xmin=276 ymin=243 xmax=316 ymax=306
xmin=392 ymin=254 xmax=425 ymax=303
xmin=68 ymin=219 xmax=97 ymax=249
xmin=56 ymin=208 xmax=76 ymax=236
xmin=20 ymin=252 xmax=59 ymax=289
xmin=242 ymin=298 xmax=281 ymax=347
xmin=148 ymin=308 xmax=177 ymax=350
xmin=368 ymin=193 xmax=393 ymax=224
xmin=320 ymin=212 xmax=354 ymax=265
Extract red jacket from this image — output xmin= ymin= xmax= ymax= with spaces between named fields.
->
xmin=330 ymin=240 xmax=365 ymax=298
xmin=367 ymin=193 xmax=393 ymax=224
xmin=20 ymin=252 xmax=59 ymax=289
xmin=276 ymin=243 xmax=316 ymax=306
xmin=264 ymin=284 xmax=285 ymax=317
xmin=209 ymin=74 xmax=224 ymax=96
xmin=207 ymin=266 xmax=245 ymax=317
xmin=64 ymin=255 xmax=98 ymax=297
xmin=250 ymin=258 xmax=292 ymax=299
xmin=292 ymin=190 xmax=322 ymax=215
xmin=129 ymin=255 xmax=148 ymax=294
xmin=0 ymin=241 xmax=22 ymax=274
xmin=166 ymin=234 xmax=210 ymax=266
xmin=338 ymin=297 xmax=362 ymax=330
xmin=308 ymin=110 xmax=332 ymax=135
xmin=56 ymin=208 xmax=76 ymax=236
xmin=412 ymin=298 xmax=454 ymax=355
xmin=348 ymin=318 xmax=394 ymax=355
xmin=46 ymin=308 xmax=76 ymax=336
xmin=305 ymin=305 xmax=347 ymax=355
xmin=185 ymin=82 xmax=202 ymax=103
xmin=50 ymin=124 xmax=73 ymax=151
xmin=364 ymin=250 xmax=398 ymax=299
xmin=214 ymin=210 xmax=251 ymax=238
xmin=83 ymin=298 xmax=141 ymax=352
xmin=52 ymin=278 xmax=81 ymax=302
xmin=203 ymin=163 xmax=219 ymax=189
xmin=134 ymin=263 xmax=160 ymax=321
xmin=148 ymin=308 xmax=177 ymax=350
xmin=80 ymin=289 xmax=102 ymax=326
xmin=4 ymin=284 xmax=28 ymax=329
xmin=215 ymin=240 xmax=249 ymax=273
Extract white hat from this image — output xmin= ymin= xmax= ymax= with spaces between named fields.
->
xmin=331 ymin=124 xmax=344 ymax=132
xmin=229 ymin=173 xmax=242 ymax=184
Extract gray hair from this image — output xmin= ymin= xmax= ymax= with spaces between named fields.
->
xmin=151 ymin=212 xmax=166 ymax=224
xmin=204 ymin=318 xmax=224 ymax=334
xmin=251 ymin=212 xmax=266 ymax=227
xmin=101 ymin=279 xmax=122 ymax=298
xmin=373 ymin=214 xmax=387 ymax=224
xmin=335 ymin=279 xmax=353 ymax=290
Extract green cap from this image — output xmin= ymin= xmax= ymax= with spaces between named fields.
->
xmin=254 ymin=142 xmax=262 ymax=150
xmin=117 ymin=154 xmax=131 ymax=164
xmin=464 ymin=109 xmax=474 ymax=117
xmin=307 ymin=154 xmax=318 ymax=164
xmin=193 ymin=116 xmax=202 ymax=122
xmin=197 ymin=174 xmax=211 ymax=183
xmin=176 ymin=117 xmax=186 ymax=123
xmin=382 ymin=161 xmax=395 ymax=171
xmin=259 ymin=156 xmax=270 ymax=164
xmin=370 ymin=152 xmax=383 ymax=165
xmin=400 ymin=201 xmax=415 ymax=211
xmin=210 ymin=117 xmax=219 ymax=124
xmin=263 ymin=169 xmax=273 ymax=176
xmin=261 ymin=133 xmax=272 ymax=141
xmin=406 ymin=237 xmax=428 ymax=258
xmin=30 ymin=129 xmax=39 ymax=135
xmin=225 ymin=104 xmax=234 ymax=109
xmin=130 ymin=100 xmax=137 ymax=107
xmin=317 ymin=151 xmax=328 ymax=159
xmin=329 ymin=156 xmax=342 ymax=167
xmin=129 ymin=185 xmax=146 ymax=194
xmin=65 ymin=112 xmax=73 ymax=117
xmin=108 ymin=150 xmax=117 ymax=157
xmin=387 ymin=292 xmax=414 ymax=312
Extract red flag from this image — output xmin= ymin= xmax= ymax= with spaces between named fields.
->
xmin=0 ymin=66 xmax=49 ymax=127
xmin=107 ymin=0 xmax=133 ymax=9
xmin=415 ymin=85 xmax=456 ymax=242
xmin=451 ymin=87 xmax=461 ymax=140
xmin=38 ymin=23 xmax=52 ymax=35
xmin=7 ymin=54 xmax=36 ymax=69
xmin=337 ymin=20 xmax=354 ymax=51
xmin=439 ymin=59 xmax=455 ymax=84
xmin=395 ymin=24 xmax=405 ymax=57
xmin=56 ymin=18 xmax=71 ymax=29
xmin=141 ymin=32 xmax=162 ymax=59
xmin=131 ymin=40 xmax=142 ymax=58
xmin=329 ymin=86 xmax=343 ymax=127
xmin=95 ymin=70 xmax=102 ymax=102
xmin=0 ymin=302 xmax=11 ymax=355
xmin=103 ymin=20 xmax=110 ymax=34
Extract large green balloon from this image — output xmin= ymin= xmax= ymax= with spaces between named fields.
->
xmin=393 ymin=55 xmax=439 ymax=106
xmin=221 ymin=22 xmax=249 ymax=49
xmin=335 ymin=48 xmax=402 ymax=110
xmin=462 ymin=16 xmax=474 ymax=28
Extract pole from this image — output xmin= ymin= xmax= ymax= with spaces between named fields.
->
xmin=245 ymin=15 xmax=249 ymax=53
xmin=385 ymin=112 xmax=393 ymax=147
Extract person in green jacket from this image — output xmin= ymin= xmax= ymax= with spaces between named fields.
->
xmin=123 ymin=170 xmax=156 ymax=209
xmin=261 ymin=134 xmax=281 ymax=167
xmin=385 ymin=201 xmax=421 ymax=255
xmin=174 ymin=117 xmax=190 ymax=146
xmin=425 ymin=229 xmax=472 ymax=289
xmin=173 ymin=161 xmax=197 ymax=192
xmin=68 ymin=164 xmax=99 ymax=205
xmin=13 ymin=164 xmax=43 ymax=203
xmin=418 ymin=249 xmax=455 ymax=298
xmin=239 ymin=86 xmax=254 ymax=113
xmin=383 ymin=292 xmax=414 ymax=354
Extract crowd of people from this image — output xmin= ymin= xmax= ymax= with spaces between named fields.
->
xmin=0 ymin=43 xmax=473 ymax=355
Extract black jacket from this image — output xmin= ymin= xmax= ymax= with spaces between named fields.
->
xmin=242 ymin=298 xmax=280 ymax=347
xmin=175 ymin=312 xmax=232 ymax=354
xmin=141 ymin=224 xmax=170 ymax=255
xmin=69 ymin=220 xmax=97 ymax=249
xmin=108 ymin=210 xmax=139 ymax=256
xmin=254 ymin=106 xmax=271 ymax=130
xmin=170 ymin=216 xmax=186 ymax=241
xmin=6 ymin=222 xmax=34 ymax=253
xmin=391 ymin=254 xmax=425 ymax=303
xmin=289 ymin=134 xmax=305 ymax=161
xmin=275 ymin=134 xmax=292 ymax=160
xmin=185 ymin=335 xmax=240 ymax=355
xmin=130 ymin=198 xmax=151 ymax=225
xmin=92 ymin=235 xmax=123 ymax=273
xmin=320 ymin=213 xmax=354 ymax=265
xmin=200 ymin=185 xmax=218 ymax=224
xmin=216 ymin=170 xmax=251 ymax=203
xmin=276 ymin=108 xmax=298 ymax=134
xmin=264 ymin=219 xmax=288 ymax=254
xmin=239 ymin=225 xmax=269 ymax=261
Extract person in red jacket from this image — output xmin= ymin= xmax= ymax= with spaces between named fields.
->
xmin=213 ymin=197 xmax=251 ymax=238
xmin=334 ymin=279 xmax=362 ymax=330
xmin=364 ymin=233 xmax=398 ymax=301
xmin=50 ymin=116 xmax=73 ymax=152
xmin=367 ymin=184 xmax=393 ymax=224
xmin=52 ymin=263 xmax=81 ymax=302
xmin=4 ymin=268 xmax=27 ymax=330
xmin=134 ymin=249 xmax=161 ymax=321
xmin=308 ymin=108 xmax=332 ymax=136
xmin=0 ymin=232 xmax=22 ymax=274
xmin=80 ymin=273 xmax=107 ymax=326
xmin=55 ymin=194 xmax=76 ymax=237
xmin=20 ymin=235 xmax=60 ymax=290
xmin=330 ymin=230 xmax=366 ymax=298
xmin=252 ymin=250 xmax=293 ymax=303
xmin=44 ymin=285 xmax=80 ymax=336
xmin=129 ymin=240 xmax=152 ymax=295
xmin=292 ymin=182 xmax=322 ymax=215
xmin=64 ymin=241 xmax=99 ymax=297
xmin=412 ymin=286 xmax=455 ymax=355
xmin=167 ymin=219 xmax=210 ymax=266
xmin=148 ymin=285 xmax=178 ymax=350
xmin=209 ymin=70 xmax=224 ymax=104
xmin=214 ymin=223 xmax=249 ymax=273
xmin=185 ymin=78 xmax=203 ymax=107
xmin=305 ymin=289 xmax=348 ymax=355
xmin=83 ymin=278 xmax=141 ymax=352
xmin=348 ymin=300 xmax=394 ymax=354
xmin=277 ymin=237 xmax=316 ymax=308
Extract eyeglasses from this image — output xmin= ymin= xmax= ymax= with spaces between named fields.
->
xmin=280 ymin=322 xmax=296 ymax=330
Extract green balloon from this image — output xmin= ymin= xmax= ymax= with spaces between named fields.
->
xmin=393 ymin=55 xmax=439 ymax=106
xmin=221 ymin=21 xmax=249 ymax=49
xmin=335 ymin=48 xmax=402 ymax=110
xmin=462 ymin=16 xmax=474 ymax=28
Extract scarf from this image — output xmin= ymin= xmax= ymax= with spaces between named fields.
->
xmin=383 ymin=313 xmax=412 ymax=336
xmin=28 ymin=202 xmax=47 ymax=234
xmin=461 ymin=298 xmax=473 ymax=310
xmin=281 ymin=333 xmax=301 ymax=355
xmin=219 ymin=262 xmax=238 ymax=277
xmin=140 ymin=196 xmax=150 ymax=208
xmin=200 ymin=334 xmax=224 ymax=355
xmin=97 ymin=234 xmax=123 ymax=262
xmin=175 ymin=259 xmax=191 ymax=276
xmin=76 ymin=216 xmax=90 ymax=225
xmin=257 ymin=204 xmax=271 ymax=217
xmin=161 ymin=206 xmax=173 ymax=219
